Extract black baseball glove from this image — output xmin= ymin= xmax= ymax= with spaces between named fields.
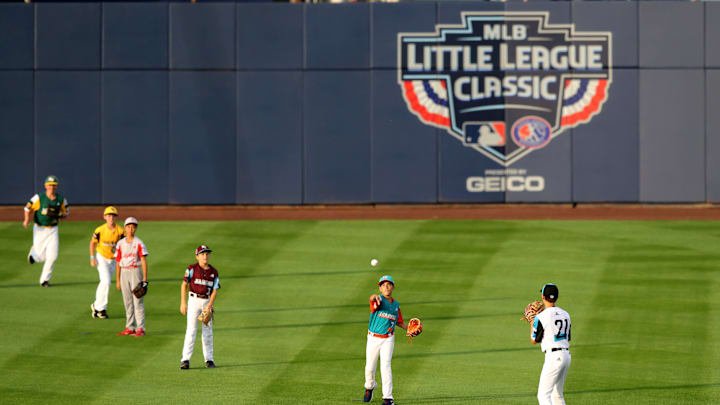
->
xmin=132 ymin=281 xmax=148 ymax=298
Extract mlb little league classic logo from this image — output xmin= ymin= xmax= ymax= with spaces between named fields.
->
xmin=397 ymin=12 xmax=612 ymax=166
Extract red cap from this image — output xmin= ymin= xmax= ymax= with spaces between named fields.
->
xmin=195 ymin=245 xmax=212 ymax=255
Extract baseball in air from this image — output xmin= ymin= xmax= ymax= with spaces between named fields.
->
xmin=371 ymin=259 xmax=379 ymax=267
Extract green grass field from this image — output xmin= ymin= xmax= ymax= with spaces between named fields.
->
xmin=1 ymin=219 xmax=719 ymax=404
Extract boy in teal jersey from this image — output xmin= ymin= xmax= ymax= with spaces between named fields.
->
xmin=363 ymin=275 xmax=409 ymax=405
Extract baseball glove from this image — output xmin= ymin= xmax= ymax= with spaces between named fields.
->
xmin=522 ymin=300 xmax=544 ymax=323
xmin=405 ymin=318 xmax=423 ymax=343
xmin=132 ymin=281 xmax=148 ymax=298
xmin=198 ymin=306 xmax=214 ymax=326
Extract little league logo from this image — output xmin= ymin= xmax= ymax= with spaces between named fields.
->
xmin=398 ymin=12 xmax=612 ymax=166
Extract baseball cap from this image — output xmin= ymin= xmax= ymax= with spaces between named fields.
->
xmin=195 ymin=245 xmax=212 ymax=255
xmin=378 ymin=275 xmax=395 ymax=286
xmin=541 ymin=283 xmax=559 ymax=302
xmin=44 ymin=175 xmax=59 ymax=185
xmin=124 ymin=217 xmax=138 ymax=226
xmin=103 ymin=206 xmax=118 ymax=216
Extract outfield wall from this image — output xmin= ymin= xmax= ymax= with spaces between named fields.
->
xmin=0 ymin=1 xmax=718 ymax=205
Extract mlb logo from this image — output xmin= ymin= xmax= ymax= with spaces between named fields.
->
xmin=463 ymin=122 xmax=506 ymax=147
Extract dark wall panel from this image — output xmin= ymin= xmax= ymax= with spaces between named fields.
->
xmin=306 ymin=3 xmax=370 ymax=69
xmin=639 ymin=70 xmax=705 ymax=202
xmin=573 ymin=1 xmax=638 ymax=69
xmin=35 ymin=72 xmax=101 ymax=204
xmin=103 ymin=72 xmax=169 ymax=204
xmin=237 ymin=4 xmax=303 ymax=70
xmin=639 ymin=2 xmax=703 ymax=68
xmin=0 ymin=72 xmax=33 ymax=203
xmin=572 ymin=70 xmax=639 ymax=202
xmin=373 ymin=70 xmax=437 ymax=203
xmin=170 ymin=3 xmax=235 ymax=70
xmin=304 ymin=71 xmax=371 ymax=203
xmin=36 ymin=3 xmax=100 ymax=69
xmin=237 ymin=72 xmax=302 ymax=204
xmin=707 ymin=3 xmax=720 ymax=68
xmin=0 ymin=4 xmax=33 ymax=69
xmin=169 ymin=72 xmax=236 ymax=204
xmin=103 ymin=3 xmax=168 ymax=69
xmin=372 ymin=2 xmax=436 ymax=70
xmin=707 ymin=70 xmax=720 ymax=202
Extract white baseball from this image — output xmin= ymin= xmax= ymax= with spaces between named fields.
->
xmin=371 ymin=259 xmax=378 ymax=267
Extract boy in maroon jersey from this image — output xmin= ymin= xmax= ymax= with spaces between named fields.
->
xmin=179 ymin=245 xmax=220 ymax=369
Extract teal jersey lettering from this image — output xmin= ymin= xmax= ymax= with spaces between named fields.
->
xmin=368 ymin=296 xmax=403 ymax=335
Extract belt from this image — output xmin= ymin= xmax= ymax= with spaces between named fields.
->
xmin=121 ymin=266 xmax=139 ymax=270
xmin=368 ymin=331 xmax=393 ymax=339
xmin=190 ymin=292 xmax=209 ymax=299
xmin=551 ymin=348 xmax=569 ymax=352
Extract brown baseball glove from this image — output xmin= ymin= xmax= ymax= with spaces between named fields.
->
xmin=522 ymin=300 xmax=544 ymax=323
xmin=198 ymin=306 xmax=214 ymax=326
xmin=132 ymin=281 xmax=148 ymax=298
xmin=405 ymin=318 xmax=423 ymax=343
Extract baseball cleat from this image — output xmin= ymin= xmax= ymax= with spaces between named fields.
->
xmin=27 ymin=253 xmax=35 ymax=264
xmin=117 ymin=328 xmax=135 ymax=336
xmin=205 ymin=361 xmax=216 ymax=368
xmin=134 ymin=328 xmax=145 ymax=337
xmin=180 ymin=361 xmax=190 ymax=370
xmin=40 ymin=281 xmax=50 ymax=287
xmin=363 ymin=387 xmax=374 ymax=402
xmin=91 ymin=304 xmax=98 ymax=318
xmin=382 ymin=400 xmax=394 ymax=405
xmin=98 ymin=310 xmax=109 ymax=319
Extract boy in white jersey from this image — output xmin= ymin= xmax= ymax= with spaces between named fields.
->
xmin=363 ymin=275 xmax=410 ymax=405
xmin=531 ymin=283 xmax=571 ymax=405
xmin=115 ymin=217 xmax=149 ymax=337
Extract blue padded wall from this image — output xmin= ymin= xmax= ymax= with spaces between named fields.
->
xmin=103 ymin=3 xmax=168 ymax=69
xmin=169 ymin=72 xmax=236 ymax=204
xmin=36 ymin=3 xmax=101 ymax=69
xmin=304 ymin=71 xmax=371 ymax=203
xmin=35 ymin=72 xmax=101 ymax=204
xmin=0 ymin=72 xmax=34 ymax=204
xmin=237 ymin=71 xmax=303 ymax=204
xmin=1 ymin=2 xmax=719 ymax=205
xmin=372 ymin=70 xmax=437 ymax=203
xmin=170 ymin=3 xmax=235 ymax=70
xmin=103 ymin=72 xmax=169 ymax=204
xmin=306 ymin=3 xmax=370 ymax=69
xmin=572 ymin=70 xmax=639 ymax=202
xmin=372 ymin=2 xmax=436 ymax=70
xmin=236 ymin=4 xmax=303 ymax=70
xmin=0 ymin=4 xmax=33 ymax=70
xmin=639 ymin=2 xmax=703 ymax=68
xmin=639 ymin=70 xmax=705 ymax=202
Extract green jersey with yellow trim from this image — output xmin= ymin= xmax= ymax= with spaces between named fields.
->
xmin=26 ymin=193 xmax=68 ymax=226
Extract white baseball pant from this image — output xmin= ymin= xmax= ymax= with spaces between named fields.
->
xmin=537 ymin=350 xmax=571 ymax=405
xmin=29 ymin=224 xmax=59 ymax=284
xmin=364 ymin=333 xmax=395 ymax=400
xmin=181 ymin=294 xmax=214 ymax=362
xmin=93 ymin=254 xmax=116 ymax=311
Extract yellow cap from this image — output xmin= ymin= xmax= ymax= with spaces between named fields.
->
xmin=103 ymin=206 xmax=118 ymax=216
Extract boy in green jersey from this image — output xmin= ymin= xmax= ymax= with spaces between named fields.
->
xmin=23 ymin=175 xmax=69 ymax=287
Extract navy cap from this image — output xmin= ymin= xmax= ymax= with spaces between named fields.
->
xmin=541 ymin=283 xmax=559 ymax=302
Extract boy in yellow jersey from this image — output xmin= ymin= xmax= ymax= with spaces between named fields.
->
xmin=89 ymin=206 xmax=125 ymax=319
xmin=23 ymin=175 xmax=69 ymax=287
